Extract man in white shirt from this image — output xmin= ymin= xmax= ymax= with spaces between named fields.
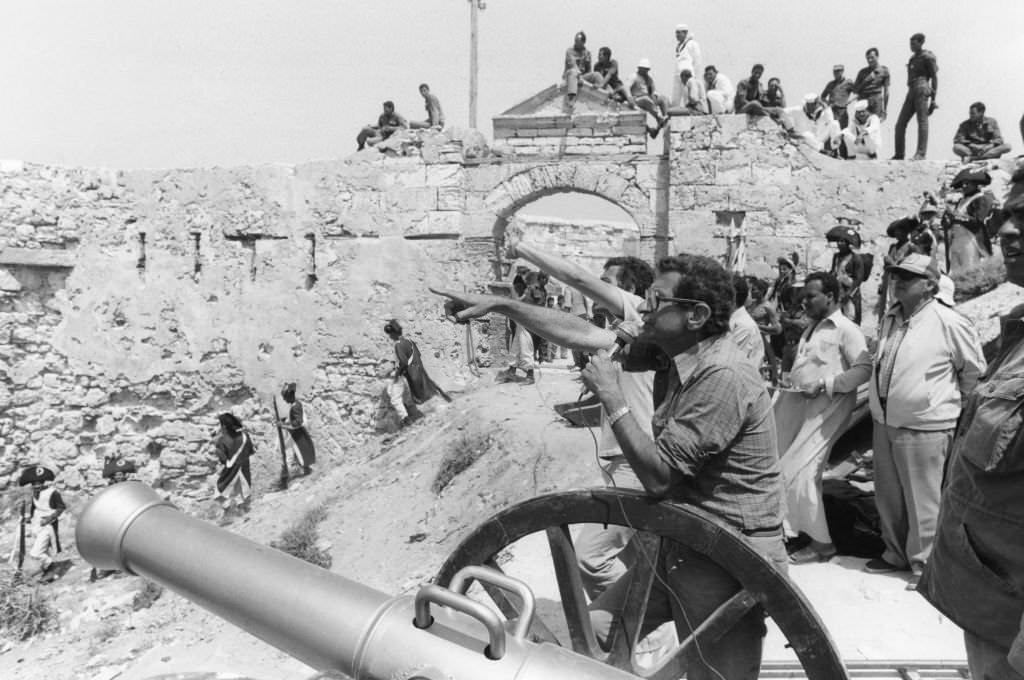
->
xmin=866 ymin=253 xmax=986 ymax=586
xmin=775 ymin=272 xmax=871 ymax=564
xmin=794 ymin=93 xmax=841 ymax=154
xmin=842 ymin=100 xmax=883 ymax=159
xmin=671 ymin=23 xmax=703 ymax=106
xmin=704 ymin=65 xmax=734 ymax=114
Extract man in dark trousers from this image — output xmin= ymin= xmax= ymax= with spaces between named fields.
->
xmin=279 ymin=382 xmax=316 ymax=475
xmin=384 ymin=320 xmax=450 ymax=427
xmin=892 ymin=33 xmax=938 ymax=160
xmin=356 ymin=101 xmax=408 ymax=151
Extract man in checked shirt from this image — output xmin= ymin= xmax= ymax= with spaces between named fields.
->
xmin=582 ymin=254 xmax=785 ymax=680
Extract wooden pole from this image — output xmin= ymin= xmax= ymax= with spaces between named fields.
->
xmin=469 ymin=0 xmax=479 ymax=130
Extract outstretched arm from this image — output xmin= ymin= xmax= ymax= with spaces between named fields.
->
xmin=509 ymin=242 xmax=628 ymax=318
xmin=432 ymin=288 xmax=616 ymax=352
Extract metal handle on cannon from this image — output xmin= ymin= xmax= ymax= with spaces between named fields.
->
xmin=414 ymin=584 xmax=507 ymax=660
xmin=448 ymin=565 xmax=536 ymax=643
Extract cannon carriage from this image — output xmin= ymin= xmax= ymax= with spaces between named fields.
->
xmin=77 ymin=482 xmax=967 ymax=680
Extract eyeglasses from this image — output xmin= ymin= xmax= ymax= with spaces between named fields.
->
xmin=644 ymin=291 xmax=704 ymax=310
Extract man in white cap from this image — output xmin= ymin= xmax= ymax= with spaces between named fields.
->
xmin=794 ymin=93 xmax=841 ymax=154
xmin=627 ymin=58 xmax=668 ymax=134
xmin=841 ymin=99 xmax=883 ymax=159
xmin=821 ymin=64 xmax=856 ymax=133
xmin=671 ymin=24 xmax=702 ymax=106
xmin=866 ymin=252 xmax=985 ymax=589
xmin=704 ymin=65 xmax=734 ymax=114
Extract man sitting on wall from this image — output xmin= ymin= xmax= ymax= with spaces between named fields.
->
xmin=842 ymin=100 xmax=883 ymax=159
xmin=409 ymin=83 xmax=444 ymax=130
xmin=627 ymin=59 xmax=669 ymax=136
xmin=356 ymin=101 xmax=408 ymax=151
xmin=952 ymin=102 xmax=1012 ymax=162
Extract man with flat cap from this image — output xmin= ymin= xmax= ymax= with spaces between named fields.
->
xmin=866 ymin=253 xmax=985 ymax=588
xmin=671 ymin=23 xmax=702 ymax=107
xmin=821 ymin=65 xmax=855 ymax=143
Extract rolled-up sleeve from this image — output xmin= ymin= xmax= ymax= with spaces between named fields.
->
xmin=656 ymin=366 xmax=746 ymax=477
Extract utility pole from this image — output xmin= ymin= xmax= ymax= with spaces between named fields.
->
xmin=469 ymin=0 xmax=485 ymax=130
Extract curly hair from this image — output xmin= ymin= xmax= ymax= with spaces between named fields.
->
xmin=604 ymin=256 xmax=654 ymax=297
xmin=747 ymin=276 xmax=769 ymax=299
xmin=656 ymin=254 xmax=734 ymax=337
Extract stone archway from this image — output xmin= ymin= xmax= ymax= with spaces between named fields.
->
xmin=483 ymin=162 xmax=660 ymax=270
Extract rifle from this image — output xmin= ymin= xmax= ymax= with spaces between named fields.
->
xmin=271 ymin=398 xmax=290 ymax=490
xmin=17 ymin=501 xmax=26 ymax=571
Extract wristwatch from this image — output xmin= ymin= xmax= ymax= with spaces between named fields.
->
xmin=607 ymin=406 xmax=632 ymax=427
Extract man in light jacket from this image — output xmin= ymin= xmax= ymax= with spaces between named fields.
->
xmin=865 ymin=253 xmax=985 ymax=587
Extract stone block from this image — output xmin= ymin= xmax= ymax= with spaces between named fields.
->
xmin=567 ymin=128 xmax=594 ymax=137
xmin=406 ymin=210 xmax=463 ymax=237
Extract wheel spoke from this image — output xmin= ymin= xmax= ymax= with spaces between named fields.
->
xmin=645 ymin=588 xmax=759 ymax=680
xmin=545 ymin=524 xmax=602 ymax=656
xmin=479 ymin=558 xmax=561 ymax=645
xmin=604 ymin=533 xmax=661 ymax=670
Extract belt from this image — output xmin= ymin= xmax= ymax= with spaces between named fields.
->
xmin=742 ymin=525 xmax=783 ymax=538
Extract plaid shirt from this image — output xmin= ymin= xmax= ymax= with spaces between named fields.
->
xmin=653 ymin=334 xmax=783 ymax=533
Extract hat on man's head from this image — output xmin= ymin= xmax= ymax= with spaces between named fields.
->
xmin=886 ymin=252 xmax=940 ymax=283
xmin=383 ymin=319 xmax=403 ymax=335
xmin=676 ymin=23 xmax=689 ymax=31
xmin=833 ymin=64 xmax=845 ymax=70
xmin=637 ymin=58 xmax=652 ymax=69
xmin=854 ymin=100 xmax=869 ymax=112
xmin=18 ymin=465 xmax=55 ymax=486
xmin=803 ymin=93 xmax=818 ymax=104
xmin=951 ymin=167 xmax=992 ymax=189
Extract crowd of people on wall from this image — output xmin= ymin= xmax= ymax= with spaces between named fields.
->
xmin=561 ymin=26 xmax=1022 ymax=161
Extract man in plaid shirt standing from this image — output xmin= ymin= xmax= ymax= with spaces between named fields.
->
xmin=582 ymin=254 xmax=785 ymax=680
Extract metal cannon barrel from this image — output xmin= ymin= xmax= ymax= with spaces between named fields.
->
xmin=76 ymin=482 xmax=636 ymax=680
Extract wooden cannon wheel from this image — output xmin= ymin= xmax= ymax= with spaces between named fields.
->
xmin=435 ymin=487 xmax=849 ymax=680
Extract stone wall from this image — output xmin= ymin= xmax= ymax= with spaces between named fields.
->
xmin=494 ymin=112 xmax=648 ymax=157
xmin=0 ymin=114 xmax=967 ymax=501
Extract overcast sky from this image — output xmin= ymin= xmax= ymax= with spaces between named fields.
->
xmin=1 ymin=0 xmax=1021 ymax=177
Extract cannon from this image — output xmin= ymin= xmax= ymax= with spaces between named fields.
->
xmin=78 ymin=482 xmax=858 ymax=679
xmin=76 ymin=482 xmax=637 ymax=679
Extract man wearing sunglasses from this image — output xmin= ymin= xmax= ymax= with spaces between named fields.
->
xmin=866 ymin=253 xmax=985 ymax=589
xmin=921 ymin=172 xmax=1024 ymax=680
xmin=580 ymin=254 xmax=785 ymax=680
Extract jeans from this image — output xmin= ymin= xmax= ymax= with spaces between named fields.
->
xmin=590 ymin=533 xmax=788 ymax=680
xmin=893 ymin=83 xmax=932 ymax=158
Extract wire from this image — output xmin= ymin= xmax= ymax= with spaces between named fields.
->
xmin=573 ymin=391 xmax=729 ymax=680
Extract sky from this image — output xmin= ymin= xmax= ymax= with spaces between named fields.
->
xmin=1 ymin=0 xmax=1022 ymax=220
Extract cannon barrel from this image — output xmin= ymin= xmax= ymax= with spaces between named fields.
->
xmin=76 ymin=482 xmax=636 ymax=680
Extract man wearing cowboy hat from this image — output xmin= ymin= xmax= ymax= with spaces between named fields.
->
xmin=944 ymin=167 xmax=999 ymax=272
xmin=841 ymin=100 xmax=883 ymax=160
xmin=867 ymin=254 xmax=985 ymax=588
xmin=953 ymin=102 xmax=1011 ymax=162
